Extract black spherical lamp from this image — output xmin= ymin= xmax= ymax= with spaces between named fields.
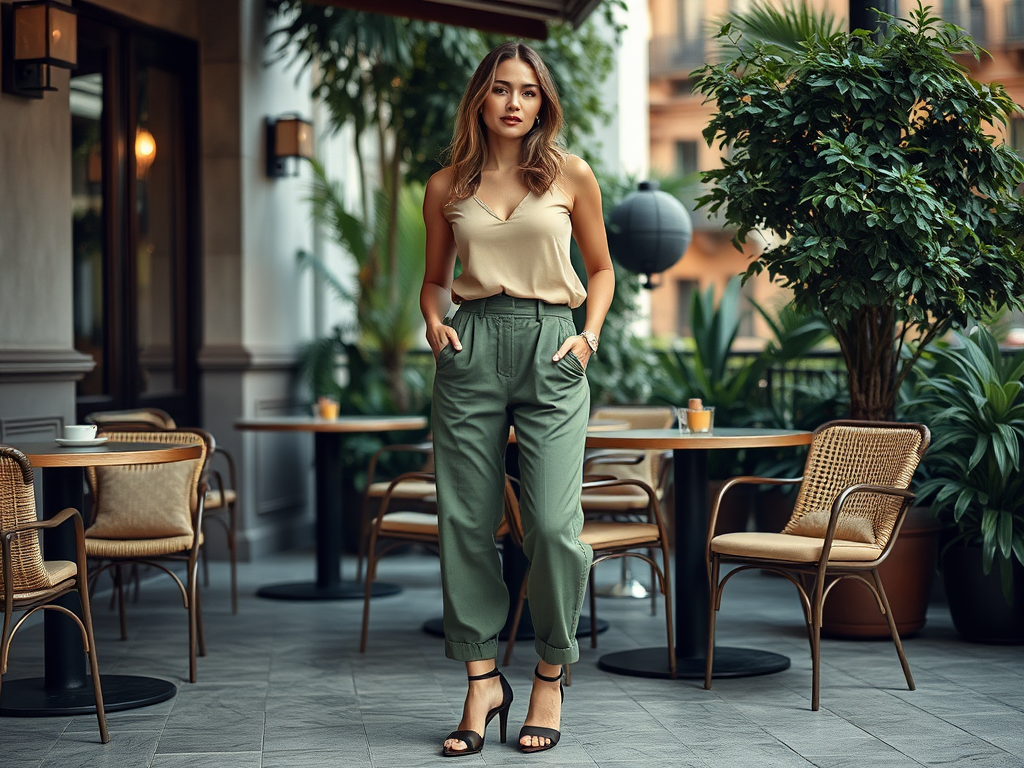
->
xmin=607 ymin=180 xmax=693 ymax=288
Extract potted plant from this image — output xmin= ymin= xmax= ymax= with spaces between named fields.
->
xmin=693 ymin=1 xmax=1024 ymax=421
xmin=911 ymin=326 xmax=1024 ymax=643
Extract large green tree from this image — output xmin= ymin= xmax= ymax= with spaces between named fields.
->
xmin=694 ymin=2 xmax=1024 ymax=421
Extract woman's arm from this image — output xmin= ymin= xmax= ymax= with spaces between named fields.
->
xmin=421 ymin=169 xmax=463 ymax=358
xmin=553 ymin=155 xmax=615 ymax=367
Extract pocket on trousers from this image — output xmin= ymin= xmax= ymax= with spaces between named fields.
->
xmin=563 ymin=350 xmax=587 ymax=376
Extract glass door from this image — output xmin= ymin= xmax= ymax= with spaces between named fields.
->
xmin=71 ymin=10 xmax=199 ymax=424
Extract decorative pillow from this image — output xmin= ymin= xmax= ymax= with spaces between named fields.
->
xmin=87 ymin=460 xmax=197 ymax=539
xmin=788 ymin=509 xmax=876 ymax=545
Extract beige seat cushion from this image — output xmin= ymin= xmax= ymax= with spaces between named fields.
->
xmin=581 ymin=491 xmax=652 ymax=511
xmin=4 ymin=561 xmax=78 ymax=604
xmin=580 ymin=522 xmax=661 ymax=549
xmin=367 ymin=480 xmax=436 ymax=499
xmin=88 ymin=461 xmax=197 ymax=539
xmin=204 ymin=488 xmax=237 ymax=509
xmin=85 ymin=532 xmax=200 ymax=559
xmin=378 ymin=511 xmax=439 ymax=536
xmin=711 ymin=531 xmax=883 ymax=563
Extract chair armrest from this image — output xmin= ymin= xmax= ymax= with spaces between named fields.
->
xmin=581 ymin=474 xmax=619 ymax=483
xmin=213 ymin=445 xmax=238 ymax=490
xmin=3 ymin=508 xmax=87 ymax=601
xmin=3 ymin=506 xmax=82 ymax=535
xmin=365 ymin=442 xmax=434 ymax=487
xmin=374 ymin=472 xmax=437 ymax=520
xmin=705 ymin=476 xmax=804 ymax=570
xmin=581 ymin=478 xmax=665 ymax=530
xmin=583 ymin=453 xmax=645 ymax=472
xmin=817 ymin=484 xmax=916 ymax=568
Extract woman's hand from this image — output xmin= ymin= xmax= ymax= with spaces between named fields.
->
xmin=429 ymin=322 xmax=462 ymax=360
xmin=552 ymin=335 xmax=592 ymax=369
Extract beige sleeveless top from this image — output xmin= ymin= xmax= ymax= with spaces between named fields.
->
xmin=444 ymin=185 xmax=587 ymax=308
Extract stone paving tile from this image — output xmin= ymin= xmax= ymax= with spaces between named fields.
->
xmin=2 ymin=552 xmax=1023 ymax=768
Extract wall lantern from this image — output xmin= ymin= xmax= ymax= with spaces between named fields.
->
xmin=1 ymin=0 xmax=78 ymax=99
xmin=265 ymin=115 xmax=313 ymax=178
xmin=135 ymin=127 xmax=157 ymax=178
xmin=607 ymin=180 xmax=693 ymax=289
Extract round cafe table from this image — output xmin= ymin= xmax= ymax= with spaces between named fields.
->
xmin=584 ymin=427 xmax=812 ymax=680
xmin=235 ymin=415 xmax=427 ymax=601
xmin=0 ymin=440 xmax=203 ymax=716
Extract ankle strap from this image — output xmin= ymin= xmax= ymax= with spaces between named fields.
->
xmin=534 ymin=664 xmax=563 ymax=683
xmin=467 ymin=667 xmax=500 ymax=682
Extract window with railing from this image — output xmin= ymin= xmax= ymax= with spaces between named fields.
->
xmin=1007 ymin=0 xmax=1024 ymax=44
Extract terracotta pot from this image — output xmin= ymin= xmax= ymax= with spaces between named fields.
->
xmin=820 ymin=506 xmax=940 ymax=639
xmin=942 ymin=546 xmax=1024 ymax=644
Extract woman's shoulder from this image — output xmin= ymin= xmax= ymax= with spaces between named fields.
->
xmin=555 ymin=154 xmax=599 ymax=204
xmin=425 ymin=167 xmax=458 ymax=210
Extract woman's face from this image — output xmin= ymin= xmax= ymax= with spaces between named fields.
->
xmin=480 ymin=57 xmax=543 ymax=140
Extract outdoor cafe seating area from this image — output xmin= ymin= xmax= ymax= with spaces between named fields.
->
xmin=2 ymin=548 xmax=1022 ymax=768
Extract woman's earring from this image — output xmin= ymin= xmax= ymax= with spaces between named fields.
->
xmin=534 ymin=116 xmax=541 ymax=127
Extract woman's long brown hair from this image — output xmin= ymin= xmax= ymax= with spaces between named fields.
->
xmin=446 ymin=41 xmax=565 ymax=204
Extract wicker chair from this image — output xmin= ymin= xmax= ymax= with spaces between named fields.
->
xmin=0 ymin=447 xmax=109 ymax=742
xmin=705 ymin=420 xmax=930 ymax=710
xmin=359 ymin=471 xmax=511 ymax=653
xmin=87 ymin=408 xmax=239 ymax=613
xmin=580 ymin=405 xmax=675 ymax=626
xmin=502 ymin=476 xmax=676 ymax=677
xmin=356 ymin=439 xmax=435 ymax=582
xmin=84 ymin=430 xmax=210 ymax=683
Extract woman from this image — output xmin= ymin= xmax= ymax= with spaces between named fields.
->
xmin=420 ymin=41 xmax=614 ymax=756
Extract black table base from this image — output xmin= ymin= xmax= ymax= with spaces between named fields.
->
xmin=421 ymin=615 xmax=608 ymax=642
xmin=0 ymin=674 xmax=177 ymax=716
xmin=598 ymin=646 xmax=791 ymax=680
xmin=256 ymin=580 xmax=401 ymax=601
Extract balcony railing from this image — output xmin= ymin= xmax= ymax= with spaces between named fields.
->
xmin=649 ymin=35 xmax=707 ymax=78
xmin=1007 ymin=0 xmax=1024 ymax=45
xmin=940 ymin=4 xmax=987 ymax=45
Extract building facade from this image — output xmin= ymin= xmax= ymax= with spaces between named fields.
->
xmin=646 ymin=0 xmax=1024 ymax=339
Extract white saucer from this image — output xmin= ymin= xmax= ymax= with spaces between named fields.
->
xmin=55 ymin=436 xmax=109 ymax=447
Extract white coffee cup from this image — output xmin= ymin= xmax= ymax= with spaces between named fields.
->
xmin=64 ymin=424 xmax=98 ymax=441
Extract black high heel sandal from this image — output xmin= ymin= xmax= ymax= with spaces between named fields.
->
xmin=442 ymin=667 xmax=514 ymax=757
xmin=518 ymin=664 xmax=564 ymax=754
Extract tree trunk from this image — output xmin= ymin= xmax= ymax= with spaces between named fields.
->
xmin=834 ymin=305 xmax=899 ymax=421
xmin=382 ymin=346 xmax=409 ymax=414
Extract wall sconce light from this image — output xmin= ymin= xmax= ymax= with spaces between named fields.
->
xmin=266 ymin=115 xmax=313 ymax=178
xmin=135 ymin=127 xmax=157 ymax=178
xmin=2 ymin=0 xmax=78 ymax=99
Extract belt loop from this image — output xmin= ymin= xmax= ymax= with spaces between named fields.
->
xmin=478 ymin=297 xmax=487 ymax=316
xmin=536 ymin=300 xmax=543 ymax=321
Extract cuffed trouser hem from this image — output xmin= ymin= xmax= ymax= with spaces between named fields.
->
xmin=445 ymin=638 xmax=499 ymax=662
xmin=534 ymin=638 xmax=580 ymax=667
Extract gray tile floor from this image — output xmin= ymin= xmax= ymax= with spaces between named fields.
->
xmin=2 ymin=550 xmax=1022 ymax=768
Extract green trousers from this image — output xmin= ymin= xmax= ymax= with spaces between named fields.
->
xmin=432 ymin=294 xmax=592 ymax=666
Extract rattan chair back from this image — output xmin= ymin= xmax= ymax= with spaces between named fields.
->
xmin=0 ymin=447 xmax=49 ymax=596
xmin=85 ymin=430 xmax=210 ymax=524
xmin=87 ymin=408 xmax=176 ymax=431
xmin=588 ymin=405 xmax=675 ymax=487
xmin=783 ymin=421 xmax=930 ymax=549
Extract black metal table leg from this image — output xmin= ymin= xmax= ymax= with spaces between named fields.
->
xmin=598 ymin=448 xmax=790 ymax=680
xmin=257 ymin=432 xmax=399 ymax=600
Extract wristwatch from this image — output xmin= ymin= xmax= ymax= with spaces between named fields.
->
xmin=579 ymin=330 xmax=599 ymax=353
